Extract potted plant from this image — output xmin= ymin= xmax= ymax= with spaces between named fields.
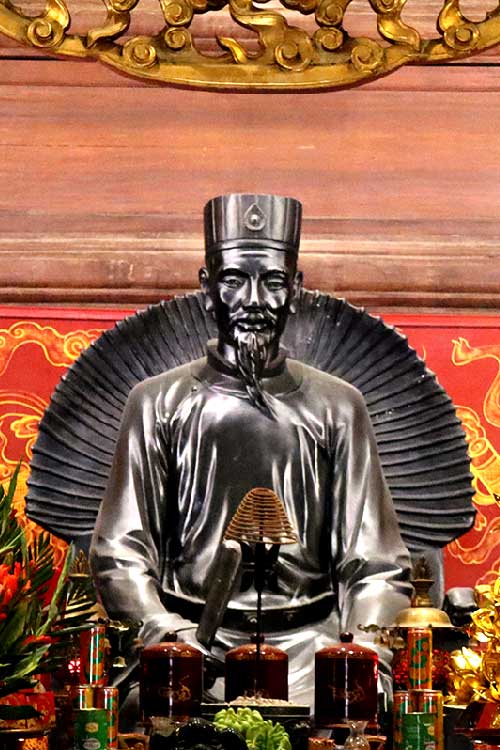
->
xmin=0 ymin=464 xmax=93 ymax=749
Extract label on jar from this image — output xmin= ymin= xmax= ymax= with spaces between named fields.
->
xmin=402 ymin=711 xmax=436 ymax=750
xmin=74 ymin=708 xmax=108 ymax=750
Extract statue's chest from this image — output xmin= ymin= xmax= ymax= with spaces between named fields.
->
xmin=167 ymin=388 xmax=333 ymax=564
xmin=174 ymin=388 xmax=315 ymax=463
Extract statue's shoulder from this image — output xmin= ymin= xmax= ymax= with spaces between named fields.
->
xmin=127 ymin=356 xmax=206 ymax=402
xmin=286 ymin=358 xmax=365 ymax=407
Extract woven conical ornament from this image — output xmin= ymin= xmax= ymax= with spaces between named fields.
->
xmin=224 ymin=487 xmax=298 ymax=546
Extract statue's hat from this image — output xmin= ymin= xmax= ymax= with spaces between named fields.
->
xmin=204 ymin=193 xmax=302 ymax=256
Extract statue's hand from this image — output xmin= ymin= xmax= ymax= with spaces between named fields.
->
xmin=173 ymin=626 xmax=225 ymax=690
xmin=203 ymin=652 xmax=225 ymax=690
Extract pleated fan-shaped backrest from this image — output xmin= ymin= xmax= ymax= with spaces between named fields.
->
xmin=25 ymin=290 xmax=475 ymax=551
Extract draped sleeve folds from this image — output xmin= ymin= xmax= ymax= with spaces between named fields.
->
xmin=90 ymin=352 xmax=411 ymax=698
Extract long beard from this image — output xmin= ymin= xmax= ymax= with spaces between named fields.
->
xmin=234 ymin=332 xmax=274 ymax=418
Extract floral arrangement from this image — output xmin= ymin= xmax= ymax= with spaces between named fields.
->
xmin=0 ymin=464 xmax=87 ymax=720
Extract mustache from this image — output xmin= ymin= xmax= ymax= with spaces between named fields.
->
xmin=230 ymin=312 xmax=277 ymax=330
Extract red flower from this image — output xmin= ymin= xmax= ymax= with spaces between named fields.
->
xmin=0 ymin=562 xmax=24 ymax=620
xmin=23 ymin=634 xmax=52 ymax=658
xmin=23 ymin=635 xmax=52 ymax=646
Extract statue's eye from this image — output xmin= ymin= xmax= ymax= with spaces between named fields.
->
xmin=265 ymin=276 xmax=287 ymax=291
xmin=221 ymin=274 xmax=245 ymax=289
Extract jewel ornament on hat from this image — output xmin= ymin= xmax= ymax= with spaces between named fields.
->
xmin=244 ymin=203 xmax=267 ymax=232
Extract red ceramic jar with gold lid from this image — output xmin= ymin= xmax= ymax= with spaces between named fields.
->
xmin=225 ymin=635 xmax=288 ymax=702
xmin=314 ymin=632 xmax=378 ymax=728
xmin=140 ymin=634 xmax=203 ymax=721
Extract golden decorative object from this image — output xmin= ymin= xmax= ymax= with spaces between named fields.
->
xmin=66 ymin=548 xmax=107 ymax=622
xmin=69 ymin=548 xmax=92 ymax=579
xmin=447 ymin=646 xmax=486 ymax=705
xmin=223 ymin=487 xmax=298 ymax=666
xmin=393 ymin=606 xmax=453 ymax=629
xmin=224 ymin=486 xmax=298 ymax=545
xmin=1 ymin=0 xmax=500 ymax=88
xmin=393 ymin=556 xmax=454 ymax=629
xmin=447 ymin=577 xmax=500 ymax=705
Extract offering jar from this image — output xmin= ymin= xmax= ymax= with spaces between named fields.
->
xmin=315 ymin=632 xmax=378 ymax=728
xmin=140 ymin=635 xmax=202 ymax=722
xmin=225 ymin=635 xmax=288 ymax=701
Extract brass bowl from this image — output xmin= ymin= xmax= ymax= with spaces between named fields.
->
xmin=393 ymin=606 xmax=453 ymax=628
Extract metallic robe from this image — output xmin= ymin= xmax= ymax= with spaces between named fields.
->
xmin=90 ymin=344 xmax=411 ymax=704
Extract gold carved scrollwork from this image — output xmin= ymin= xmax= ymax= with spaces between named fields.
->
xmin=370 ymin=0 xmax=420 ymax=51
xmin=161 ymin=0 xmax=194 ymax=26
xmin=122 ymin=35 xmax=159 ymax=67
xmin=275 ymin=31 xmax=313 ymax=72
xmin=439 ymin=0 xmax=480 ymax=51
xmin=2 ymin=0 xmax=500 ymax=88
xmin=87 ymin=0 xmax=138 ymax=47
xmin=350 ymin=37 xmax=384 ymax=72
xmin=218 ymin=35 xmax=249 ymax=62
xmin=444 ymin=23 xmax=480 ymax=50
xmin=25 ymin=0 xmax=69 ymax=48
xmin=221 ymin=0 xmax=313 ymax=71
xmin=164 ymin=26 xmax=191 ymax=49
xmin=370 ymin=0 xmax=401 ymax=12
xmin=315 ymin=0 xmax=344 ymax=27
xmin=312 ymin=0 xmax=345 ymax=52
xmin=283 ymin=0 xmax=318 ymax=16
xmin=314 ymin=26 xmax=342 ymax=51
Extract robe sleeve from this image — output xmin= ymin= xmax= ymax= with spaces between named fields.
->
xmin=89 ymin=381 xmax=197 ymax=650
xmin=333 ymin=387 xmax=412 ymax=641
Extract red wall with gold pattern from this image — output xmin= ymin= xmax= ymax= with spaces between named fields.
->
xmin=1 ymin=306 xmax=499 ymax=593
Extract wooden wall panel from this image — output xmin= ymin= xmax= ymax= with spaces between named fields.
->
xmin=0 ymin=29 xmax=500 ymax=310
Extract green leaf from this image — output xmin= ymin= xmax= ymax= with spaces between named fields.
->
xmin=0 ymin=463 xmax=26 ymax=564
xmin=0 ymin=704 xmax=41 ymax=721
xmin=3 ymin=644 xmax=50 ymax=680
xmin=0 ymin=677 xmax=36 ymax=698
xmin=47 ymin=623 xmax=94 ymax=637
xmin=27 ymin=533 xmax=55 ymax=594
xmin=0 ymin=599 xmax=30 ymax=654
xmin=38 ymin=546 xmax=72 ymax=636
xmin=4 ymin=463 xmax=21 ymax=507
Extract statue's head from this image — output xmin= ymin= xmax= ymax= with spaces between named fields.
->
xmin=200 ymin=193 xmax=303 ymax=373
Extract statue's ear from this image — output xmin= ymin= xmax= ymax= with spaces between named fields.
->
xmin=289 ymin=270 xmax=303 ymax=314
xmin=199 ymin=267 xmax=214 ymax=312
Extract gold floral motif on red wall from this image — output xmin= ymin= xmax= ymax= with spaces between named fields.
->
xmin=447 ymin=338 xmax=500 ymax=586
xmin=0 ymin=315 xmax=107 ymax=567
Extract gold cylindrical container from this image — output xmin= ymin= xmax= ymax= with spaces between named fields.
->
xmin=393 ymin=690 xmax=414 ymax=750
xmin=95 ymin=685 xmax=119 ymax=749
xmin=74 ymin=707 xmax=108 ymax=750
xmin=401 ymin=712 xmax=436 ymax=750
xmin=412 ymin=689 xmax=443 ymax=750
xmin=79 ymin=625 xmax=107 ymax=686
xmin=407 ymin=628 xmax=432 ymax=689
xmin=73 ymin=685 xmax=95 ymax=710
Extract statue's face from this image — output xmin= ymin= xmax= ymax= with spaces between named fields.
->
xmin=201 ymin=247 xmax=302 ymax=358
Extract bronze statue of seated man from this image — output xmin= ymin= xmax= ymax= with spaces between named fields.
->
xmin=89 ymin=193 xmax=412 ymax=716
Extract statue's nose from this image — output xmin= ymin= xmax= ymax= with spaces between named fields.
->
xmin=243 ymin=279 xmax=262 ymax=308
